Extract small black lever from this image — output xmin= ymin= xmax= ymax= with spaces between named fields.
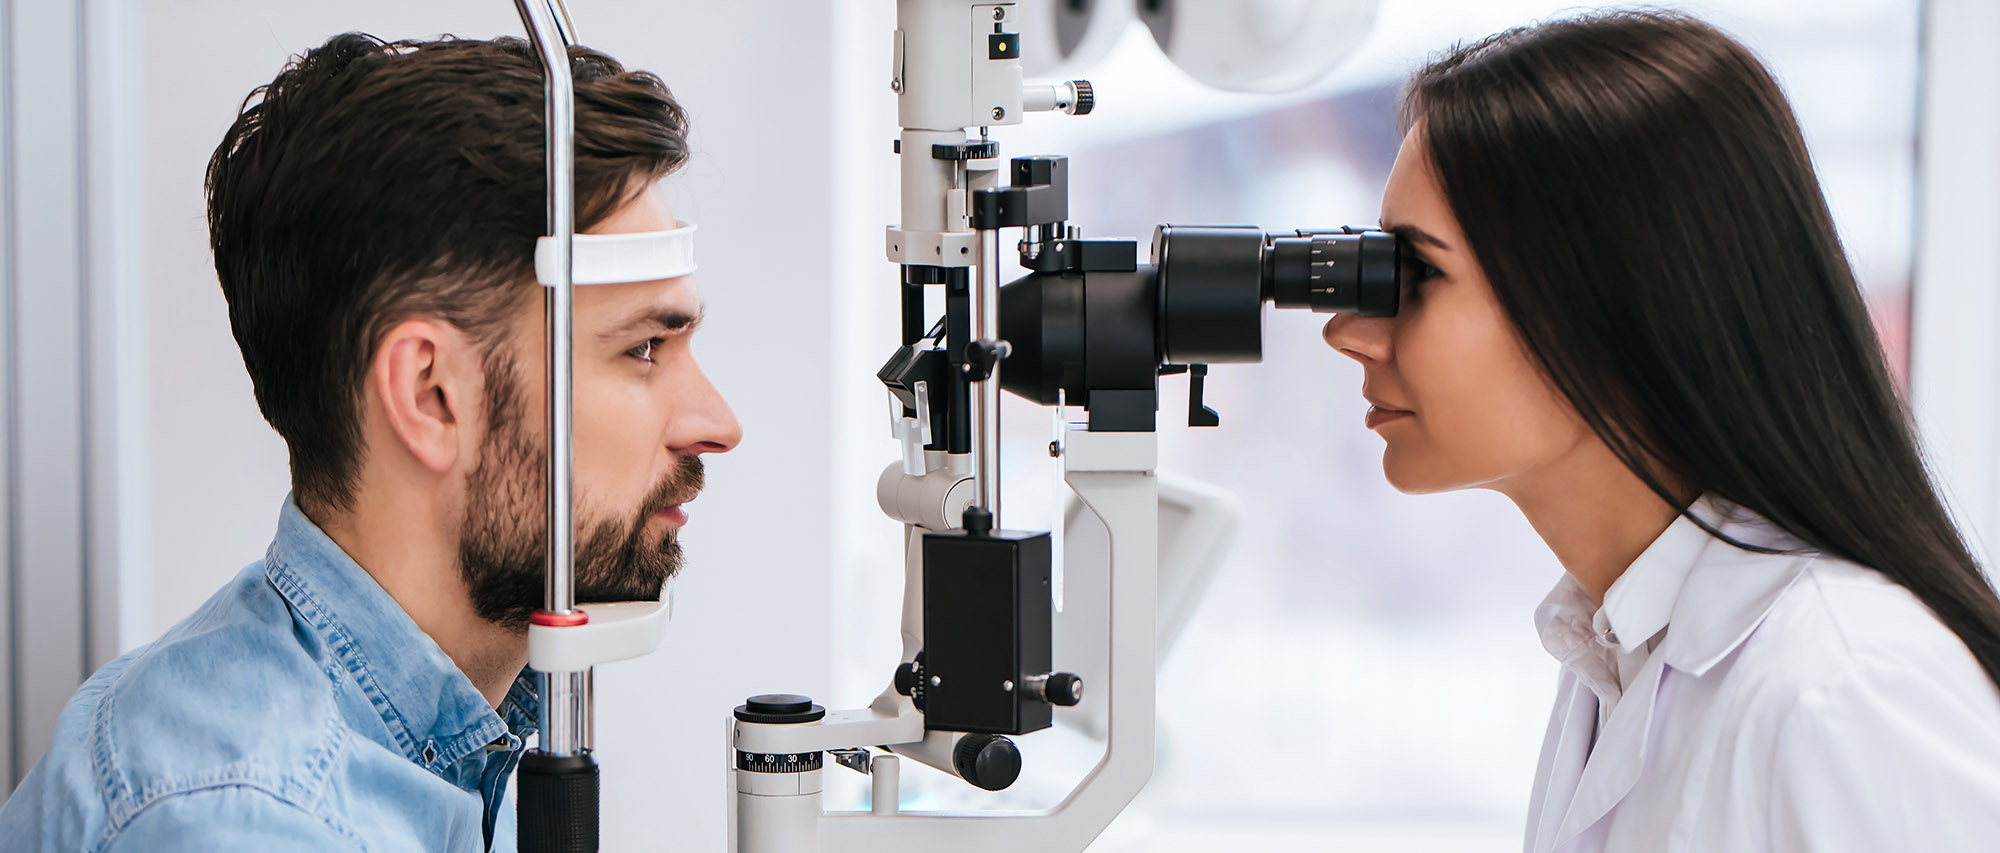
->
xmin=1188 ymin=364 xmax=1220 ymax=427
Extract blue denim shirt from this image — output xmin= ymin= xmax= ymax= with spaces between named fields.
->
xmin=0 ymin=499 xmax=539 ymax=851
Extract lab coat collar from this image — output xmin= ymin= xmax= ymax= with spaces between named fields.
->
xmin=1547 ymin=498 xmax=1814 ymax=849
xmin=1596 ymin=499 xmax=1718 ymax=654
xmin=1653 ymin=500 xmax=1814 ymax=677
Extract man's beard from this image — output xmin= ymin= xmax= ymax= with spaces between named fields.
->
xmin=458 ymin=353 xmax=705 ymax=630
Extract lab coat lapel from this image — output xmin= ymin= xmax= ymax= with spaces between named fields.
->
xmin=1527 ymin=674 xmax=1600 ymax=853
xmin=1541 ymin=509 xmax=1811 ymax=850
xmin=1551 ymin=652 xmax=1669 ymax=849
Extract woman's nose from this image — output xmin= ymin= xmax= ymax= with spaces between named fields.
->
xmin=1323 ymin=314 xmax=1392 ymax=365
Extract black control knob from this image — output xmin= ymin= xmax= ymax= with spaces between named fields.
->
xmin=1043 ymin=673 xmax=1084 ymax=707
xmin=952 ymin=733 xmax=1021 ymax=792
xmin=893 ymin=653 xmax=927 ymax=711
xmin=733 ymin=693 xmax=827 ymax=724
xmin=1070 ymin=80 xmax=1094 ymax=115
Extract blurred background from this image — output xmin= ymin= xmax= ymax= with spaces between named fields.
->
xmin=0 ymin=0 xmax=1992 ymax=850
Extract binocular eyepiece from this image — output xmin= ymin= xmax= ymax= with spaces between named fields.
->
xmin=1162 ymin=224 xmax=1401 ymax=318
xmin=1151 ymin=224 xmax=1399 ymax=367
xmin=997 ymin=223 xmax=1400 ymax=426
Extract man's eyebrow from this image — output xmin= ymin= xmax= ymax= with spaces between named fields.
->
xmin=1382 ymin=222 xmax=1452 ymax=251
xmin=599 ymin=302 xmax=706 ymax=340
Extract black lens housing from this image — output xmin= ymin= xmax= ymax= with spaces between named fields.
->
xmin=996 ymin=222 xmax=1400 ymax=430
xmin=1154 ymin=225 xmax=1270 ymax=365
xmin=1265 ymin=227 xmax=1400 ymax=317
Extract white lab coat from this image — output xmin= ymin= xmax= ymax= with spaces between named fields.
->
xmin=1524 ymin=504 xmax=2000 ymax=852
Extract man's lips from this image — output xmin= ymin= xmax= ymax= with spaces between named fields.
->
xmin=654 ymin=503 xmax=690 ymax=526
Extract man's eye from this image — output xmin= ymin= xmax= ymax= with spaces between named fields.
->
xmin=626 ymin=338 xmax=662 ymax=363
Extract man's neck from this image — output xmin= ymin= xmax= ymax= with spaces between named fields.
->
xmin=311 ymin=496 xmax=527 ymax=709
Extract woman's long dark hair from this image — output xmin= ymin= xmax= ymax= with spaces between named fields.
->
xmin=1404 ymin=10 xmax=2000 ymax=689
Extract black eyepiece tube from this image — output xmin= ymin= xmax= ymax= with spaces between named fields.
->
xmin=1264 ymin=228 xmax=1400 ymax=316
xmin=1154 ymin=225 xmax=1269 ymax=365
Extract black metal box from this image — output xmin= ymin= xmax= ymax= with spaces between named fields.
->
xmin=920 ymin=529 xmax=1054 ymax=735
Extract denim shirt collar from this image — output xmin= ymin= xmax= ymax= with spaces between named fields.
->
xmin=263 ymin=497 xmax=539 ymax=779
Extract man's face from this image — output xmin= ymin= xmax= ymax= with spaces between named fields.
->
xmin=459 ymin=189 xmax=740 ymax=629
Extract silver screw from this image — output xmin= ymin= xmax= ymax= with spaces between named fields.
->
xmin=992 ymin=107 xmax=1006 ymax=120
xmin=1048 ymin=441 xmax=1061 ymax=457
xmin=1002 ymin=680 xmax=1015 ymax=692
xmin=993 ymin=7 xmax=1005 ymax=19
xmin=930 ymin=675 xmax=943 ymax=687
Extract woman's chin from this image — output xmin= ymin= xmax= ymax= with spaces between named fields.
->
xmin=1381 ymin=449 xmax=1460 ymax=495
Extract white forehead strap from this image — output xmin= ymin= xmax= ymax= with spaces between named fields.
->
xmin=535 ymin=221 xmax=697 ymax=286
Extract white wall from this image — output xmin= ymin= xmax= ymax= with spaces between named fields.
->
xmin=1911 ymin=0 xmax=2000 ymax=569
xmin=136 ymin=2 xmax=890 ymax=849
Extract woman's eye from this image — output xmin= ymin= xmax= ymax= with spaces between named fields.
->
xmin=1399 ymin=254 xmax=1441 ymax=301
xmin=626 ymin=338 xmax=662 ymax=363
xmin=1401 ymin=254 xmax=1441 ymax=283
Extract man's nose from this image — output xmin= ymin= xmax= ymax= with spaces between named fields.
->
xmin=668 ymin=364 xmax=742 ymax=455
xmin=1323 ymin=314 xmax=1392 ymax=365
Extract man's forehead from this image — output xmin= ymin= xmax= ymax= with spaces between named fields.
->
xmin=589 ymin=184 xmax=676 ymax=235
xmin=578 ymin=275 xmax=702 ymax=330
xmin=582 ymin=184 xmax=695 ymax=318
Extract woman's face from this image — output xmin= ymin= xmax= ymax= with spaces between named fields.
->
xmin=1323 ymin=124 xmax=1590 ymax=495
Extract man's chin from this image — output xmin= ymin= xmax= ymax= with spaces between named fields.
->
xmin=574 ymin=582 xmax=668 ymax=606
xmin=573 ymin=545 xmax=680 ymax=606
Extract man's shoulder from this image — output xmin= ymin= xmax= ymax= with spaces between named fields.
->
xmin=8 ymin=561 xmax=355 ymax=844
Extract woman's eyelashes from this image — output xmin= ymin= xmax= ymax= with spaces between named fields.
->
xmin=1400 ymin=252 xmax=1442 ymax=298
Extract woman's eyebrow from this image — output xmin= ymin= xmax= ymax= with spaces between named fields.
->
xmin=1382 ymin=222 xmax=1452 ymax=251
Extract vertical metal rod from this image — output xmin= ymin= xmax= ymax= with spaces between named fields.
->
xmin=514 ymin=0 xmax=583 ymax=759
xmin=548 ymin=0 xmax=578 ymax=46
xmin=971 ymin=228 xmax=1002 ymax=524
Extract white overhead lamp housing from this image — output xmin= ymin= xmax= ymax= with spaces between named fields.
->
xmin=1139 ymin=0 xmax=1381 ymax=93
xmin=1015 ymin=0 xmax=1136 ymax=79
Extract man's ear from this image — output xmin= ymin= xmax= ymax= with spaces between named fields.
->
xmin=370 ymin=319 xmax=474 ymax=474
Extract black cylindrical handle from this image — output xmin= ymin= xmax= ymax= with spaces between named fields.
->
xmin=518 ymin=751 xmax=598 ymax=853
xmin=952 ymin=733 xmax=1022 ymax=791
xmin=1043 ymin=672 xmax=1085 ymax=707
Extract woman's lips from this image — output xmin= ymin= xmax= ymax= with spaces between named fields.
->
xmin=1365 ymin=405 xmax=1414 ymax=430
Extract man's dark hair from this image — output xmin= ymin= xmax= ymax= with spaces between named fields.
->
xmin=207 ymin=34 xmax=690 ymax=519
